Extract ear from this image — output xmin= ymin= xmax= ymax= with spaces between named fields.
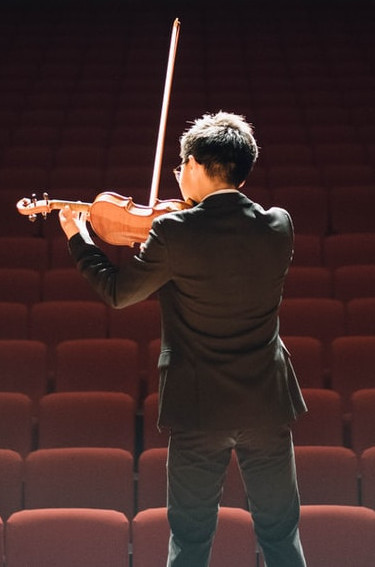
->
xmin=187 ymin=155 xmax=199 ymax=169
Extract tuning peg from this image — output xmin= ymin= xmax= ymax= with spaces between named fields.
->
xmin=28 ymin=213 xmax=37 ymax=223
xmin=42 ymin=192 xmax=49 ymax=219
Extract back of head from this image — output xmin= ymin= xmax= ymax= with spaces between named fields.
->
xmin=179 ymin=111 xmax=259 ymax=188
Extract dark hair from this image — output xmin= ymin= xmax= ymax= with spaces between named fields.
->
xmin=179 ymin=111 xmax=259 ymax=188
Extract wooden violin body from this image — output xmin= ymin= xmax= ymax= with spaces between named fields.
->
xmin=16 ymin=191 xmax=192 ymax=246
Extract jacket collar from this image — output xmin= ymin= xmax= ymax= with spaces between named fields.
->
xmin=198 ymin=191 xmax=250 ymax=208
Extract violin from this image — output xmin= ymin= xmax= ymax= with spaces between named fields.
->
xmin=16 ymin=19 xmax=190 ymax=247
xmin=16 ymin=191 xmax=191 ymax=247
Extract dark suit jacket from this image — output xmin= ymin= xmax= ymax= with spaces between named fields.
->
xmin=69 ymin=191 xmax=307 ymax=430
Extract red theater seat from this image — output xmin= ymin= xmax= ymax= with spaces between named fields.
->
xmin=271 ymin=187 xmax=329 ymax=236
xmin=330 ymin=336 xmax=375 ymax=414
xmin=292 ymin=389 xmax=343 ymax=446
xmin=132 ymin=507 xmax=257 ymax=567
xmin=0 ymin=516 xmax=2 ymax=564
xmin=313 ymin=143 xmax=367 ymax=166
xmin=282 ymin=337 xmax=325 ymax=389
xmin=279 ymin=299 xmax=345 ymax=370
xmin=48 ymin=165 xmax=104 ymax=192
xmin=299 ymin=505 xmax=375 ymax=567
xmin=295 ymin=446 xmax=358 ymax=505
xmin=279 ymin=299 xmax=345 ymax=344
xmin=360 ymin=447 xmax=375 ymax=510
xmin=283 ymin=267 xmax=332 ymax=298
xmin=0 ymin=450 xmax=23 ymax=520
xmin=267 ymin=165 xmax=321 ymax=189
xmin=333 ymin=264 xmax=375 ymax=301
xmin=0 ymin=340 xmax=47 ymax=413
xmin=323 ymin=233 xmax=375 ymax=269
xmin=54 ymin=146 xmax=106 ymax=168
xmin=292 ymin=235 xmax=323 ymax=267
xmin=350 ymin=389 xmax=375 ymax=455
xmin=55 ymin=338 xmax=139 ymax=402
xmin=42 ymin=269 xmax=101 ymax=301
xmin=0 ymin=166 xmax=48 ymax=191
xmin=0 ymin=269 xmax=40 ymax=304
xmin=321 ymin=164 xmax=374 ymax=188
xmin=30 ymin=301 xmax=108 ymax=373
xmin=261 ymin=143 xmax=314 ymax=167
xmin=24 ymin=447 xmax=134 ymax=518
xmin=0 ymin=237 xmax=48 ymax=271
xmin=137 ymin=448 xmax=167 ymax=512
xmin=330 ymin=186 xmax=375 ymax=234
xmin=0 ymin=303 xmax=28 ymax=340
xmin=109 ymin=300 xmax=161 ymax=389
xmin=1 ymin=146 xmax=54 ymax=169
xmin=47 ymin=235 xmax=120 ymax=268
xmin=5 ymin=508 xmax=129 ymax=567
xmin=0 ymin=393 xmax=33 ymax=457
xmin=346 ymin=298 xmax=375 ymax=335
xmin=38 ymin=392 xmax=136 ymax=454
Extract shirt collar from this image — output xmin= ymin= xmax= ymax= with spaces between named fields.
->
xmin=202 ymin=189 xmax=239 ymax=201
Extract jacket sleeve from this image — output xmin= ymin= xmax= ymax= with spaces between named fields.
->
xmin=68 ymin=218 xmax=171 ymax=308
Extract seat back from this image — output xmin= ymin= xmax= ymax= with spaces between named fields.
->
xmin=299 ymin=505 xmax=375 ymax=566
xmin=132 ymin=507 xmax=257 ymax=567
xmin=295 ymin=446 xmax=358 ymax=505
xmin=25 ymin=447 xmax=134 ymax=518
xmin=5 ymin=508 xmax=129 ymax=567
xmin=0 ymin=340 xmax=47 ymax=413
xmin=0 ymin=393 xmax=33 ymax=457
xmin=0 ymin=450 xmax=23 ymax=520
xmin=350 ymin=389 xmax=375 ymax=454
xmin=331 ymin=336 xmax=375 ymax=413
xmin=38 ymin=392 xmax=136 ymax=454
xmin=292 ymin=389 xmax=343 ymax=446
xmin=360 ymin=447 xmax=375 ymax=510
xmin=55 ymin=338 xmax=139 ymax=402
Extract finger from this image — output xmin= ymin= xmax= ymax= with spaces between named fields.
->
xmin=59 ymin=205 xmax=70 ymax=222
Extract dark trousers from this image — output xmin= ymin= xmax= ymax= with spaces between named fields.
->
xmin=166 ymin=425 xmax=306 ymax=567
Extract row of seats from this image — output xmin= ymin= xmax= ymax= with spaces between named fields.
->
xmin=0 ymin=445 xmax=375 ymax=519
xmin=2 ymin=504 xmax=375 ymax=567
xmin=0 ymin=138 xmax=375 ymax=169
xmin=2 ymin=103 xmax=370 ymax=131
xmin=1 ymin=120 xmax=373 ymax=150
xmin=0 ymin=445 xmax=375 ymax=521
xmin=1 ymin=264 xmax=374 ymax=304
xmin=0 ymin=140 xmax=373 ymax=167
xmin=0 ymin=333 xmax=374 ymax=402
xmin=2 ymin=233 xmax=375 ymax=269
xmin=0 ymin=388 xmax=374 ymax=457
xmin=0 ymin=161 xmax=373 ymax=195
xmin=0 ymin=306 xmax=374 ymax=400
xmin=1 ymin=297 xmax=374 ymax=344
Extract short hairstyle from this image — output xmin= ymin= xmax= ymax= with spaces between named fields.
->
xmin=179 ymin=111 xmax=259 ymax=188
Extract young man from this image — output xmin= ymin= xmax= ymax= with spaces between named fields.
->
xmin=59 ymin=111 xmax=307 ymax=567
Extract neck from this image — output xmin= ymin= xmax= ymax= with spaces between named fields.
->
xmin=199 ymin=185 xmax=237 ymax=199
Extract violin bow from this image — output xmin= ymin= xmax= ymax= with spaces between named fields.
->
xmin=148 ymin=18 xmax=181 ymax=207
